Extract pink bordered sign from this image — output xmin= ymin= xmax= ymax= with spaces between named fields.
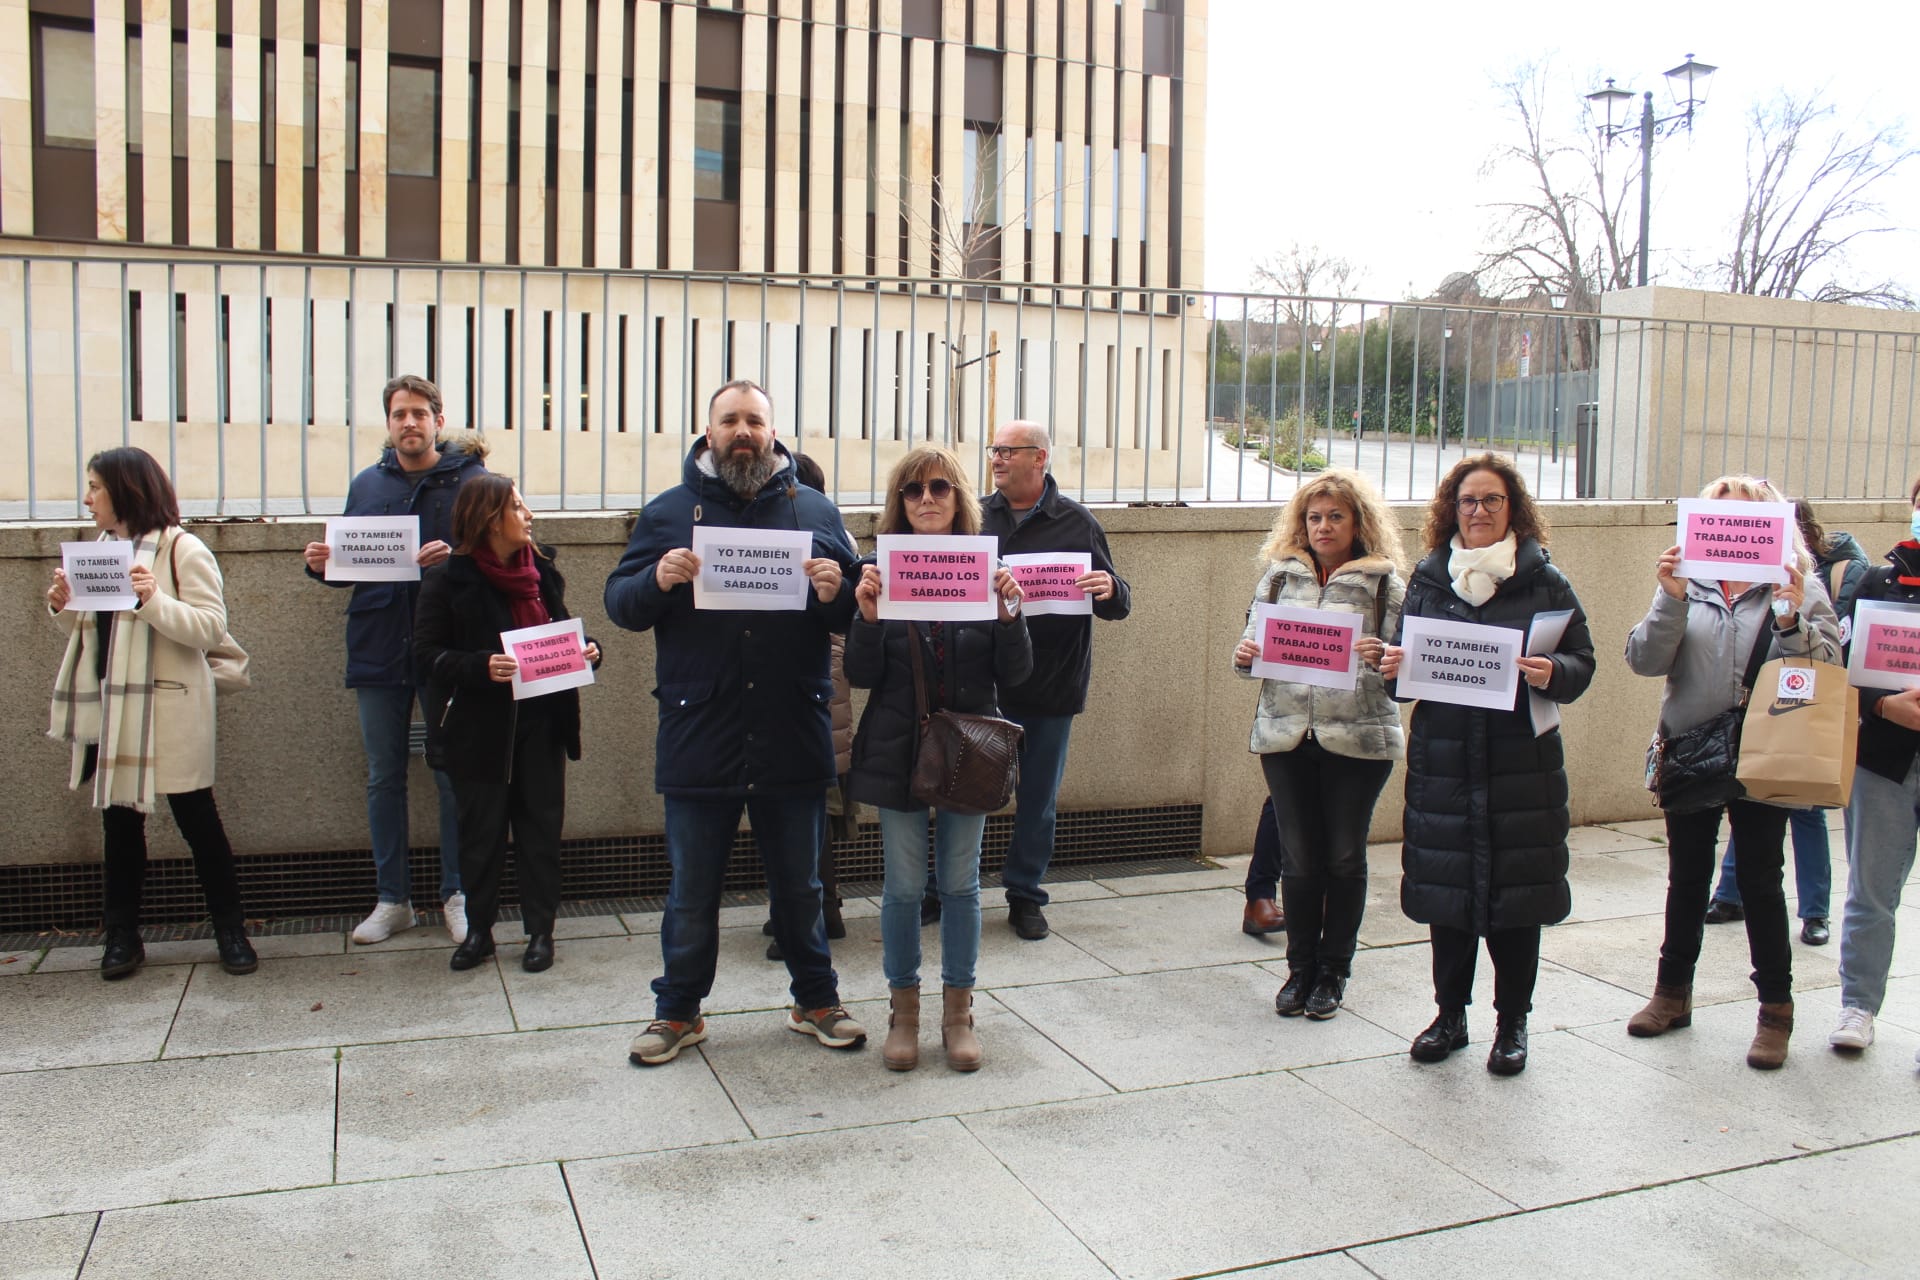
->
xmin=501 ymin=617 xmax=595 ymax=700
xmin=1003 ymin=552 xmax=1093 ymax=617
xmin=1250 ymin=603 xmax=1359 ymax=691
xmin=1676 ymin=498 xmax=1794 ymax=585
xmin=875 ymin=534 xmax=1001 ymax=622
xmin=1848 ymin=600 xmax=1920 ymax=692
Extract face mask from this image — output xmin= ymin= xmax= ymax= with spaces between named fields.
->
xmin=1911 ymin=510 xmax=1920 ymax=542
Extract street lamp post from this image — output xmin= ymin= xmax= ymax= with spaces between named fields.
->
xmin=1587 ymin=54 xmax=1717 ymax=287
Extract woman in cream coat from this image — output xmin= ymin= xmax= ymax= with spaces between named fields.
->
xmin=1233 ymin=469 xmax=1405 ymax=1020
xmin=47 ymin=447 xmax=255 ymax=981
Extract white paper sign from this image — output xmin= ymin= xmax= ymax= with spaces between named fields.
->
xmin=1676 ymin=498 xmax=1794 ymax=585
xmin=1526 ymin=609 xmax=1575 ymax=737
xmin=325 ymin=515 xmax=422 ymax=581
xmin=60 ymin=540 xmax=137 ymax=611
xmin=1398 ymin=615 xmax=1524 ymax=711
xmin=1848 ymin=600 xmax=1920 ymax=692
xmin=875 ymin=534 xmax=1002 ymax=622
xmin=1250 ymin=602 xmax=1360 ymax=691
xmin=691 ymin=526 xmax=815 ymax=612
xmin=501 ymin=617 xmax=595 ymax=700
xmin=1003 ymin=552 xmax=1094 ymax=617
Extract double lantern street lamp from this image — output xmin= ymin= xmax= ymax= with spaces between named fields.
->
xmin=1586 ymin=54 xmax=1717 ymax=287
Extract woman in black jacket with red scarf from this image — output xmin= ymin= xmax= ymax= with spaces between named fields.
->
xmin=416 ymin=474 xmax=601 ymax=973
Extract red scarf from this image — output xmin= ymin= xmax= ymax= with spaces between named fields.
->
xmin=472 ymin=544 xmax=551 ymax=628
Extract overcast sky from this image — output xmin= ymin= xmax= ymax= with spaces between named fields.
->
xmin=1202 ymin=0 xmax=1920 ymax=304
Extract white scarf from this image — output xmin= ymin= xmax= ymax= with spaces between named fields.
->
xmin=1447 ymin=531 xmax=1518 ymax=607
xmin=48 ymin=531 xmax=163 ymax=812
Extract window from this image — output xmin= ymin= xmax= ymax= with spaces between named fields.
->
xmin=693 ymin=93 xmax=739 ymax=201
xmin=388 ymin=60 xmax=440 ymax=178
xmin=35 ymin=22 xmax=97 ymax=149
xmin=963 ymin=126 xmax=1000 ymax=226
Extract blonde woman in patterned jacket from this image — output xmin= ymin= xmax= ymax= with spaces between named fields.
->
xmin=1233 ymin=469 xmax=1406 ymax=1021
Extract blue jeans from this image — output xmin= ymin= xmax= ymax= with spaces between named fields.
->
xmin=1712 ymin=807 xmax=1833 ymax=919
xmin=879 ymin=805 xmax=985 ymax=989
xmin=356 ymin=686 xmax=460 ymax=905
xmin=652 ymin=793 xmax=839 ymax=1021
xmin=1000 ymin=713 xmax=1075 ymax=906
xmin=1839 ymin=761 xmax=1919 ymax=1013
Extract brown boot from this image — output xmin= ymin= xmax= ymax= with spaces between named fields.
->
xmin=1242 ymin=898 xmax=1285 ymax=936
xmin=1626 ymin=982 xmax=1693 ymax=1037
xmin=883 ymin=986 xmax=920 ymax=1072
xmin=1747 ymin=1001 xmax=1793 ymax=1070
xmin=942 ymin=985 xmax=982 ymax=1072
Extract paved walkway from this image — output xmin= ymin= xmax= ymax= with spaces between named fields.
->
xmin=2 ymin=816 xmax=1917 ymax=1279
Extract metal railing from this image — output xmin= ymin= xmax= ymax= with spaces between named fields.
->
xmin=3 ymin=251 xmax=1915 ymax=520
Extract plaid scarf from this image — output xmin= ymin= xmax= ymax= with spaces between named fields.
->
xmin=48 ymin=530 xmax=162 ymax=813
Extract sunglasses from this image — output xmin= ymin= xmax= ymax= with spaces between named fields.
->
xmin=900 ymin=478 xmax=955 ymax=502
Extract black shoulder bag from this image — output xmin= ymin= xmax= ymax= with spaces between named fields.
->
xmin=1645 ymin=599 xmax=1774 ymax=814
xmin=906 ymin=623 xmax=1025 ymax=815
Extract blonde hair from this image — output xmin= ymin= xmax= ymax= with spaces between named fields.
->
xmin=1258 ymin=468 xmax=1405 ymax=568
xmin=877 ymin=445 xmax=982 ymax=535
xmin=1700 ymin=474 xmax=1815 ymax=578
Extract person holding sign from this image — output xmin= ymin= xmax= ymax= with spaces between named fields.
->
xmin=45 ymin=448 xmax=258 ymax=981
xmin=414 ymin=476 xmax=602 ymax=975
xmin=1380 ymin=455 xmax=1594 ymax=1075
xmin=302 ymin=375 xmax=489 ymax=948
xmin=847 ymin=446 xmax=1031 ymax=1071
xmin=1825 ymin=476 xmax=1920 ymax=1057
xmin=1624 ymin=475 xmax=1841 ymax=1070
xmin=1231 ymin=470 xmax=1406 ymax=1020
xmin=609 ymin=380 xmax=867 ymax=1067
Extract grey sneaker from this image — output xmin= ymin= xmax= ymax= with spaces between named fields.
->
xmin=1828 ymin=1007 xmax=1875 ymax=1050
xmin=628 ymin=1018 xmax=707 ymax=1066
xmin=786 ymin=1004 xmax=867 ymax=1049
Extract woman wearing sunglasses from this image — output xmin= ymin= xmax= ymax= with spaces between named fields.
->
xmin=1380 ymin=455 xmax=1595 ymax=1075
xmin=847 ymin=446 xmax=1031 ymax=1072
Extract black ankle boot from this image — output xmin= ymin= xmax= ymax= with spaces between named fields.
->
xmin=449 ymin=931 xmax=496 ymax=971
xmin=1487 ymin=1014 xmax=1529 ymax=1075
xmin=1274 ymin=967 xmax=1315 ymax=1017
xmin=214 ymin=924 xmax=258 ymax=975
xmin=521 ymin=933 xmax=554 ymax=973
xmin=1305 ymin=971 xmax=1347 ymax=1020
xmin=100 ymin=927 xmax=145 ymax=980
xmin=1410 ymin=1009 xmax=1469 ymax=1062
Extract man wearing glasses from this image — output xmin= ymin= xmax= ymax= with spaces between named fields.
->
xmin=981 ymin=421 xmax=1133 ymax=939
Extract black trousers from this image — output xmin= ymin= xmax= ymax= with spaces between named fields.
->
xmin=1430 ymin=923 xmax=1541 ymax=1017
xmin=102 ymin=789 xmax=244 ymax=930
xmin=453 ymin=715 xmax=567 ymax=938
xmin=1262 ymin=743 xmax=1394 ymax=975
xmin=1660 ymin=800 xmax=1793 ymax=1003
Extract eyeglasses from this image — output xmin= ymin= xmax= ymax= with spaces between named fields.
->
xmin=986 ymin=445 xmax=1041 ymax=460
xmin=1454 ymin=494 xmax=1508 ymax=514
xmin=899 ymin=478 xmax=955 ymax=502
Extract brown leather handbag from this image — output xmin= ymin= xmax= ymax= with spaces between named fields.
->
xmin=905 ymin=622 xmax=1024 ymax=815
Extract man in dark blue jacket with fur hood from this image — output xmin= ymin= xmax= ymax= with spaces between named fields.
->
xmin=608 ymin=380 xmax=867 ymax=1066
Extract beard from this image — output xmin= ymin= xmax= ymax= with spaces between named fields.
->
xmin=714 ymin=439 xmax=779 ymax=498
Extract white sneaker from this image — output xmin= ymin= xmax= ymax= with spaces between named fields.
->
xmin=351 ymin=900 xmax=415 ymax=945
xmin=443 ymin=893 xmax=469 ymax=944
xmin=1828 ymin=1007 xmax=1875 ymax=1050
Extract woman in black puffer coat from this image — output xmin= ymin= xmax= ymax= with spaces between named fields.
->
xmin=1381 ymin=454 xmax=1595 ymax=1075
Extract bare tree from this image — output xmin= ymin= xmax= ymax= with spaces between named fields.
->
xmin=1249 ymin=243 xmax=1361 ymax=352
xmin=1719 ymin=91 xmax=1917 ymax=307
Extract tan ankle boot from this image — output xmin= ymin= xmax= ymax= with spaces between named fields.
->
xmin=1747 ymin=1001 xmax=1793 ymax=1069
xmin=941 ymin=985 xmax=982 ymax=1072
xmin=883 ymin=986 xmax=920 ymax=1071
xmin=1626 ymin=982 xmax=1693 ymax=1037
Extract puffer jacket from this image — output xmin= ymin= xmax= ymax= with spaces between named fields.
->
xmin=1389 ymin=538 xmax=1597 ymax=935
xmin=1853 ymin=542 xmax=1920 ymax=784
xmin=1234 ymin=550 xmax=1405 ymax=760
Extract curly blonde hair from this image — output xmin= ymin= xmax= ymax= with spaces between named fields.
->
xmin=1700 ymin=474 xmax=1815 ymax=578
xmin=877 ymin=445 xmax=982 ymax=536
xmin=1258 ymin=469 xmax=1405 ymax=568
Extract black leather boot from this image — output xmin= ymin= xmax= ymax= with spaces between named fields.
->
xmin=1487 ymin=1014 xmax=1529 ymax=1075
xmin=214 ymin=924 xmax=258 ymax=975
xmin=1410 ymin=1009 xmax=1469 ymax=1062
xmin=521 ymin=933 xmax=554 ymax=973
xmin=449 ymin=931 xmax=496 ymax=971
xmin=1274 ymin=967 xmax=1315 ymax=1017
xmin=100 ymin=927 xmax=145 ymax=980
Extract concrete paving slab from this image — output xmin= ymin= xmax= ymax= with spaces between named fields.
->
xmin=1041 ymin=887 xmax=1290 ymax=973
xmin=1565 ymin=823 xmax=1669 ymax=855
xmin=336 ymin=1023 xmax=751 ymax=1180
xmin=0 ymin=1049 xmax=335 ymax=1221
xmin=1348 ymin=1179 xmax=1867 ymax=1279
xmin=1295 ymin=1031 xmax=1828 ymax=1210
xmin=341 ymin=918 xmax=460 ymax=951
xmin=1561 ymin=851 xmax=1681 ymax=923
xmin=0 ymin=947 xmax=44 ymax=975
xmin=961 ymin=1072 xmax=1510 ymax=1279
xmin=1704 ymin=1136 xmax=1920 ymax=1274
xmin=695 ymin=992 xmax=1112 ymax=1138
xmin=1871 ymin=973 xmax=1920 ymax=1033
xmin=566 ymin=1116 xmax=1114 ymax=1280
xmin=162 ymin=948 xmax=517 ymax=1056
xmin=1094 ymin=860 xmax=1253 ymax=896
xmin=1226 ymin=1255 xmax=1378 ymax=1279
xmin=0 ymin=1213 xmax=97 ymax=1280
xmin=0 ymin=965 xmax=187 ymax=1073
xmin=995 ymin=962 xmax=1407 ymax=1090
xmin=620 ymin=897 xmax=881 ymax=935
xmin=80 ymin=1163 xmax=594 ymax=1280
xmin=1538 ymin=912 xmax=1838 ymax=1008
xmin=1574 ymin=985 xmax=1920 ymax=1147
xmin=1598 ymin=818 xmax=1669 ymax=843
xmin=976 ymin=877 xmax=1121 ymax=904
xmin=1355 ymin=871 xmax=1430 ymax=947
xmin=31 ymin=930 xmax=347 ymax=973
xmin=817 ymin=905 xmax=1124 ymax=994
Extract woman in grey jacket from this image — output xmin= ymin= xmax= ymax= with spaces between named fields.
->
xmin=1233 ymin=470 xmax=1405 ymax=1020
xmin=1623 ymin=475 xmax=1842 ymax=1070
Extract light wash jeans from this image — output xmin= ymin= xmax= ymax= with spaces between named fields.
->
xmin=878 ymin=805 xmax=985 ymax=989
xmin=356 ymin=686 xmax=461 ymax=905
xmin=1838 ymin=760 xmax=1920 ymax=1013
